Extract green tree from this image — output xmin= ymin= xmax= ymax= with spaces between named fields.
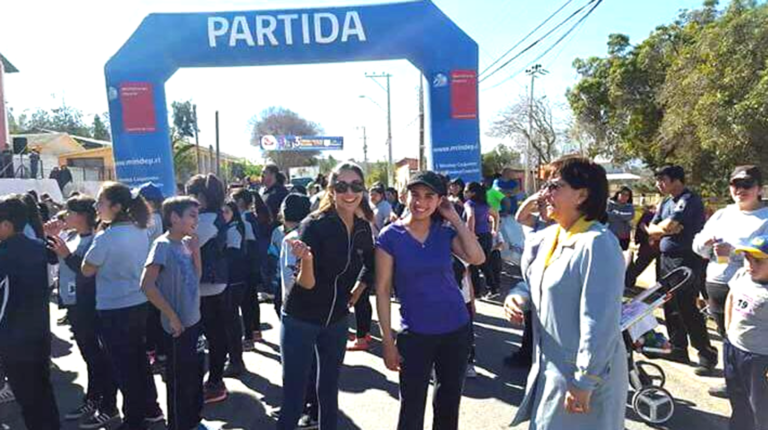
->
xmin=250 ymin=106 xmax=322 ymax=169
xmin=482 ymin=144 xmax=522 ymax=178
xmin=91 ymin=114 xmax=111 ymax=141
xmin=12 ymin=104 xmax=92 ymax=136
xmin=567 ymin=0 xmax=768 ymax=195
xmin=169 ymin=101 xmax=198 ymax=183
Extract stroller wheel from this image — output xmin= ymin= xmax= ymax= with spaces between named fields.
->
xmin=632 ymin=386 xmax=675 ymax=425
xmin=636 ymin=360 xmax=666 ymax=388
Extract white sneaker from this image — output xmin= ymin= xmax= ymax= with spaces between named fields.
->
xmin=0 ymin=385 xmax=14 ymax=404
xmin=466 ymin=364 xmax=478 ymax=379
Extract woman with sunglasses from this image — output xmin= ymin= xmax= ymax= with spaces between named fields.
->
xmin=277 ymin=162 xmax=375 ymax=430
xmin=505 ymin=156 xmax=627 ymax=430
xmin=693 ymin=166 xmax=768 ymax=394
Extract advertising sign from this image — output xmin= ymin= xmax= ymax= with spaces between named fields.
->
xmin=259 ymin=135 xmax=343 ymax=152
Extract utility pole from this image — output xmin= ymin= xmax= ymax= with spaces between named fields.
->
xmin=418 ymin=77 xmax=426 ymax=171
xmin=357 ymin=126 xmax=368 ymax=172
xmin=365 ymin=72 xmax=393 ymax=185
xmin=524 ymin=64 xmax=548 ymax=194
xmin=193 ymin=104 xmax=201 ymax=174
xmin=215 ymin=111 xmax=221 ymax=178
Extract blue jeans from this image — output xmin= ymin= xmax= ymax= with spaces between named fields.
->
xmin=278 ymin=314 xmax=348 ymax=430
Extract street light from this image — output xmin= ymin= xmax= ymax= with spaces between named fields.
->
xmin=524 ymin=64 xmax=548 ymax=194
xmin=364 ymin=72 xmax=393 ymax=186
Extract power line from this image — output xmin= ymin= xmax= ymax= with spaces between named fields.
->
xmin=479 ymin=0 xmax=574 ymax=78
xmin=479 ymin=0 xmax=599 ymax=84
xmin=482 ymin=0 xmax=603 ymax=92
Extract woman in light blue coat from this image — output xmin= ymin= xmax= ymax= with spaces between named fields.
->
xmin=505 ymin=156 xmax=628 ymax=430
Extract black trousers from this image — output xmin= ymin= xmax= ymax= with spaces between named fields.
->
xmin=397 ymin=324 xmax=471 ymax=430
xmin=99 ymin=303 xmax=160 ymax=429
xmin=165 ymin=323 xmax=205 ymax=430
xmin=706 ymin=281 xmax=729 ymax=337
xmin=1 ymin=342 xmax=60 ymax=430
xmin=724 ymin=342 xmax=768 ymax=430
xmin=69 ymin=304 xmax=118 ymax=412
xmin=470 ymin=233 xmax=496 ymax=295
xmin=225 ymin=285 xmax=246 ymax=367
xmin=659 ymin=252 xmax=713 ymax=354
xmin=145 ymin=305 xmax=166 ymax=357
xmin=353 ymin=284 xmax=373 ymax=338
xmin=201 ymin=291 xmax=229 ymax=385
xmin=625 ymin=243 xmax=659 ymax=289
xmin=520 ymin=310 xmax=533 ymax=358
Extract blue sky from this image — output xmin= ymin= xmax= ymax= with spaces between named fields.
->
xmin=1 ymin=0 xmax=704 ymax=164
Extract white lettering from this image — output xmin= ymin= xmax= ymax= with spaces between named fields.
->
xmin=207 ymin=17 xmax=229 ymax=47
xmin=341 ymin=11 xmax=366 ymax=42
xmin=255 ymin=15 xmax=279 ymax=46
xmin=229 ymin=16 xmax=255 ymax=47
xmin=314 ymin=13 xmax=339 ymax=44
xmin=301 ymin=14 xmax=311 ymax=44
xmin=277 ymin=14 xmax=299 ymax=45
xmin=208 ymin=11 xmax=367 ymax=48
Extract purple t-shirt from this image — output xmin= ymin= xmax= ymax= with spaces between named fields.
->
xmin=465 ymin=200 xmax=491 ymax=234
xmin=377 ymin=221 xmax=470 ymax=335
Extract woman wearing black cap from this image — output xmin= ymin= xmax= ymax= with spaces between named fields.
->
xmin=376 ymin=171 xmax=485 ymax=430
xmin=693 ymin=165 xmax=768 ymax=394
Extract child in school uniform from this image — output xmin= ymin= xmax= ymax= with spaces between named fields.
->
xmin=141 ymin=196 xmax=212 ymax=430
xmin=0 ymin=194 xmax=60 ymax=430
xmin=725 ymin=236 xmax=768 ymax=430
xmin=277 ymin=194 xmax=319 ymax=429
xmin=221 ymin=201 xmax=249 ymax=377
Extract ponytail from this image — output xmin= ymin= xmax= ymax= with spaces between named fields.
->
xmin=100 ymin=182 xmax=151 ymax=228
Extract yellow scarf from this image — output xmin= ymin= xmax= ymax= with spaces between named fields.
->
xmin=544 ymin=217 xmax=594 ymax=268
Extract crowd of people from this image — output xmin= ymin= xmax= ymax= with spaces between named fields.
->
xmin=0 ymin=156 xmax=766 ymax=430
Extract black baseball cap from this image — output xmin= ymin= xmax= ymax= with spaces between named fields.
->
xmin=407 ymin=171 xmax=447 ymax=196
xmin=730 ymin=165 xmax=762 ymax=186
xmin=281 ymin=194 xmax=311 ymax=223
xmin=370 ymin=182 xmax=386 ymax=195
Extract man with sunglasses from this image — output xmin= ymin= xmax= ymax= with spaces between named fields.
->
xmin=647 ymin=165 xmax=718 ymax=371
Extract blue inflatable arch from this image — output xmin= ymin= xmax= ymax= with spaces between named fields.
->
xmin=106 ymin=0 xmax=480 ymax=197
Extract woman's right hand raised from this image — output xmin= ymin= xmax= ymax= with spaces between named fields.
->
xmin=504 ymin=294 xmax=527 ymax=327
xmin=288 ymin=239 xmax=314 ymax=262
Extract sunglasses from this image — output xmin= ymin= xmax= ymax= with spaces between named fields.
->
xmin=541 ymin=180 xmax=567 ymax=192
xmin=332 ymin=181 xmax=366 ymax=194
xmin=731 ymin=179 xmax=757 ymax=189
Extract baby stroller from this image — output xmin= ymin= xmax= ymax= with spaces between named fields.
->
xmin=620 ymin=266 xmax=692 ymax=425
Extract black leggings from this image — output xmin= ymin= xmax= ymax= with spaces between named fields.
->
xmin=706 ymin=281 xmax=729 ymax=337
xmin=201 ymin=292 xmax=229 ymax=385
xmin=470 ymin=233 xmax=496 ymax=295
xmin=354 ymin=284 xmax=373 ymax=338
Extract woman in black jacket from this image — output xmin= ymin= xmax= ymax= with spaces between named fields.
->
xmin=277 ymin=162 xmax=375 ymax=430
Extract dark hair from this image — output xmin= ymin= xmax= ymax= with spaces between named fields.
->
xmin=549 ymin=155 xmax=609 ymax=222
xmin=612 ymin=186 xmax=633 ymax=203
xmin=465 ymin=182 xmax=488 ymax=205
xmin=186 ymin=174 xmax=225 ymax=212
xmin=162 ymin=196 xmax=200 ymax=228
xmin=21 ymin=193 xmax=44 ymax=238
xmin=315 ymin=173 xmax=328 ymax=188
xmin=0 ymin=195 xmax=29 ymax=233
xmin=66 ymin=195 xmax=98 ymax=229
xmin=231 ymin=188 xmax=254 ymax=208
xmin=263 ymin=164 xmax=280 ymax=177
xmin=27 ymin=190 xmax=39 ymax=202
xmin=251 ymin=191 xmax=273 ymax=226
xmin=224 ymin=200 xmax=246 ymax=240
xmin=316 ymin=162 xmax=374 ymax=222
xmin=100 ymin=182 xmax=151 ymax=228
xmin=655 ymin=165 xmax=686 ymax=183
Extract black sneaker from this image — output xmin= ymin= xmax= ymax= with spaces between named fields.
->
xmin=297 ymin=414 xmax=319 ymax=430
xmin=694 ymin=348 xmax=719 ymax=375
xmin=708 ymin=383 xmax=728 ymax=398
xmin=80 ymin=409 xmax=120 ymax=429
xmin=65 ymin=399 xmax=98 ymax=420
xmin=222 ymin=361 xmax=246 ymax=378
xmin=643 ymin=347 xmax=690 ymax=364
xmin=144 ymin=405 xmax=165 ymax=425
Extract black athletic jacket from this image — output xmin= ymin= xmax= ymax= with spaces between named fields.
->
xmin=284 ymin=211 xmax=375 ymax=326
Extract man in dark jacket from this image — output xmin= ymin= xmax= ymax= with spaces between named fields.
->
xmin=260 ymin=164 xmax=289 ymax=221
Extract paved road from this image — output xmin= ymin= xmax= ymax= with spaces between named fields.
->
xmin=2 ymin=268 xmax=732 ymax=430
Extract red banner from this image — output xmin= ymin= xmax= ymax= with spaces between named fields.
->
xmin=120 ymin=82 xmax=157 ymax=133
xmin=450 ymin=70 xmax=478 ymax=120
